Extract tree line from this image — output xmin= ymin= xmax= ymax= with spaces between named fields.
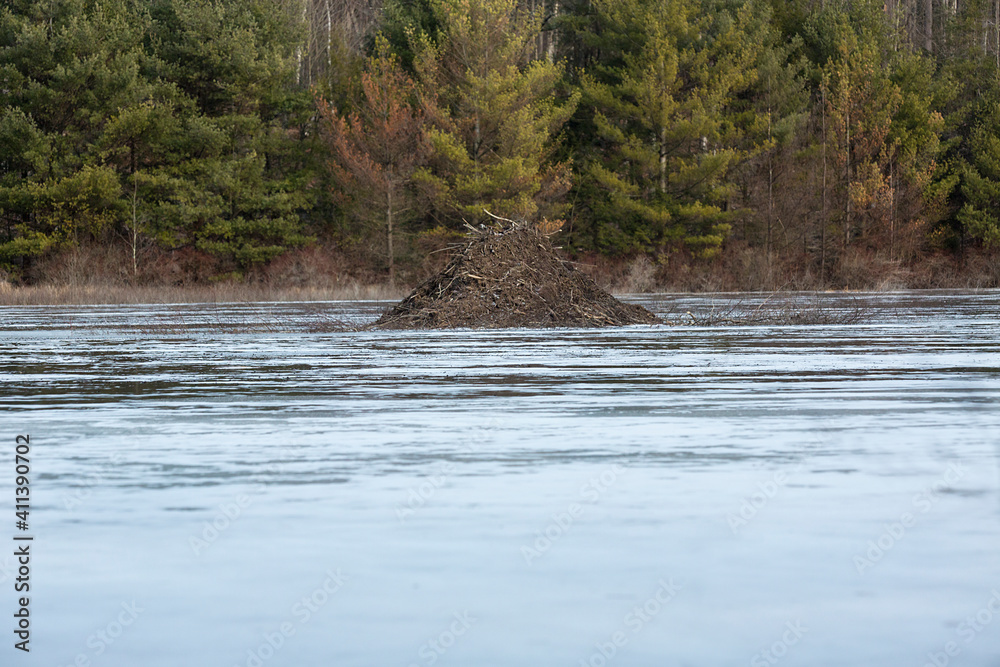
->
xmin=2 ymin=0 xmax=1000 ymax=287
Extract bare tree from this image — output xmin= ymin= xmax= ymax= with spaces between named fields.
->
xmin=925 ymin=0 xmax=933 ymax=52
xmin=293 ymin=0 xmax=383 ymax=87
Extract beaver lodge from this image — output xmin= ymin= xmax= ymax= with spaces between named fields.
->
xmin=373 ymin=219 xmax=661 ymax=329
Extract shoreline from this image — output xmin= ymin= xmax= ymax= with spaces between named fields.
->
xmin=0 ymin=282 xmax=409 ymax=306
xmin=2 ymin=280 xmax=995 ymax=308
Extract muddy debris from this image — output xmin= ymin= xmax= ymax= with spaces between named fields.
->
xmin=373 ymin=221 xmax=661 ymax=329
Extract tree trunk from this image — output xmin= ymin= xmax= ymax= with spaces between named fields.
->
xmin=530 ymin=0 xmax=541 ymax=60
xmin=296 ymin=0 xmax=306 ymax=85
xmin=821 ymin=88 xmax=827 ymax=286
xmin=547 ymin=1 xmax=559 ymax=63
xmin=925 ymin=0 xmax=933 ymax=52
xmin=766 ymin=109 xmax=773 ymax=259
xmin=131 ymin=177 xmax=139 ymax=278
xmin=474 ymin=118 xmax=481 ymax=164
xmin=889 ymin=0 xmax=900 ymax=51
xmin=659 ymin=126 xmax=667 ymax=193
xmin=845 ymin=102 xmax=851 ymax=250
xmin=387 ymin=186 xmax=395 ymax=287
xmin=889 ymin=160 xmax=895 ymax=261
xmin=326 ymin=0 xmax=333 ymax=69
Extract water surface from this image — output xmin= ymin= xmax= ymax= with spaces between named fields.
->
xmin=1 ymin=291 xmax=999 ymax=667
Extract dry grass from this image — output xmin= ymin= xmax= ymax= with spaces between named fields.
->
xmin=1 ymin=241 xmax=409 ymax=306
xmin=0 ymin=281 xmax=405 ymax=306
xmin=583 ymin=243 xmax=1000 ymax=293
xmin=5 ymin=233 xmax=997 ymax=309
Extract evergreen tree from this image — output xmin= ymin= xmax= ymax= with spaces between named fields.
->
xmin=144 ymin=0 xmax=312 ymax=271
xmin=379 ymin=0 xmax=440 ymax=71
xmin=407 ymin=0 xmax=578 ymax=225
xmin=934 ymin=3 xmax=1000 ymax=252
xmin=885 ymin=49 xmax=948 ymax=259
xmin=317 ymin=41 xmax=429 ymax=284
xmin=820 ymin=9 xmax=901 ymax=249
xmin=0 ymin=0 xmax=159 ymax=269
xmin=0 ymin=0 xmax=312 ymax=279
xmin=1 ymin=0 xmax=999 ymax=285
xmin=569 ymin=0 xmax=765 ymax=258
xmin=733 ymin=10 xmax=810 ymax=258
xmin=953 ymin=92 xmax=1000 ymax=248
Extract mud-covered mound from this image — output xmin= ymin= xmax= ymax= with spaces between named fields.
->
xmin=373 ymin=223 xmax=660 ymax=329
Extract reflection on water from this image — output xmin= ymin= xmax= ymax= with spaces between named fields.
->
xmin=1 ymin=290 xmax=999 ymax=666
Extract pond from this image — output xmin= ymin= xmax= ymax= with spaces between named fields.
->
xmin=1 ymin=290 xmax=999 ymax=666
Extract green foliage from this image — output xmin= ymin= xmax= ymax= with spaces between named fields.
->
xmin=2 ymin=0 xmax=1000 ymax=285
xmin=408 ymin=0 xmax=578 ymax=225
xmin=0 ymin=0 xmax=311 ymax=279
xmin=955 ymin=99 xmax=1000 ymax=247
xmin=149 ymin=0 xmax=300 ymax=116
xmin=568 ymin=0 xmax=766 ymax=257
xmin=820 ymin=6 xmax=901 ymax=238
xmin=379 ymin=0 xmax=440 ymax=70
xmin=932 ymin=8 xmax=1000 ymax=250
xmin=318 ymin=41 xmax=428 ymax=282
xmin=0 ymin=228 xmax=53 ymax=264
xmin=30 ymin=164 xmax=123 ymax=242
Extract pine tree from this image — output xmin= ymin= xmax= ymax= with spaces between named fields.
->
xmin=0 ymin=0 xmax=157 ymax=270
xmin=885 ymin=49 xmax=947 ymax=259
xmin=146 ymin=0 xmax=312 ymax=271
xmin=934 ymin=2 xmax=1000 ymax=253
xmin=818 ymin=5 xmax=901 ymax=249
xmin=954 ymin=96 xmax=1000 ymax=247
xmin=568 ymin=0 xmax=765 ymax=258
xmin=733 ymin=9 xmax=809 ymax=260
xmin=407 ymin=0 xmax=578 ymax=225
xmin=0 ymin=0 xmax=312 ymax=279
xmin=317 ymin=41 xmax=429 ymax=284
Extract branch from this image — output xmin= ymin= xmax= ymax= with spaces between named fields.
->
xmin=482 ymin=209 xmax=519 ymax=225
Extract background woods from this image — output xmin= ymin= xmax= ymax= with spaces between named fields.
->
xmin=2 ymin=0 xmax=1000 ymax=290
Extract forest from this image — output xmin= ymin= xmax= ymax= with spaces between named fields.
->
xmin=3 ymin=0 xmax=1000 ymax=292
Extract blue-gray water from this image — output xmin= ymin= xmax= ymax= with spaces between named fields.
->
xmin=1 ymin=291 xmax=999 ymax=667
